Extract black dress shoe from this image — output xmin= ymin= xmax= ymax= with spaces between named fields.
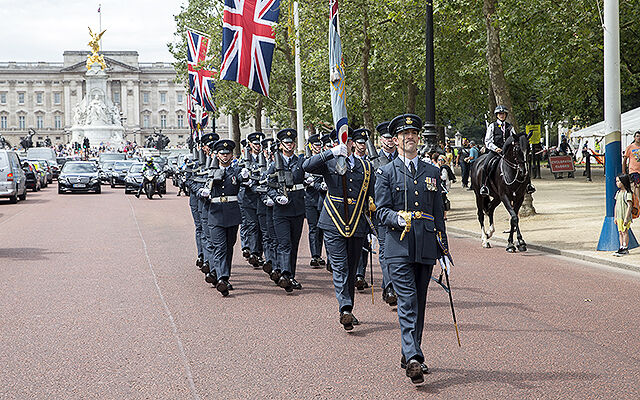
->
xmin=309 ymin=257 xmax=320 ymax=267
xmin=270 ymin=269 xmax=281 ymax=283
xmin=263 ymin=260 xmax=273 ymax=274
xmin=204 ymin=272 xmax=217 ymax=284
xmin=201 ymin=261 xmax=210 ymax=275
xmin=400 ymin=355 xmax=430 ymax=375
xmin=278 ymin=275 xmax=293 ymax=292
xmin=242 ymin=248 xmax=251 ymax=259
xmin=340 ymin=311 xmax=354 ymax=331
xmin=290 ymin=278 xmax=302 ymax=290
xmin=405 ymin=359 xmax=424 ymax=384
xmin=216 ymin=279 xmax=230 ymax=297
xmin=326 ymin=262 xmax=332 ymax=273
xmin=385 ymin=286 xmax=398 ymax=306
xmin=352 ymin=315 xmax=360 ymax=325
xmin=318 ymin=258 xmax=326 ymax=266
xmin=355 ymin=275 xmax=366 ymax=291
xmin=227 ymin=282 xmax=234 ymax=290
xmin=196 ymin=255 xmax=204 ymax=269
xmin=248 ymin=254 xmax=261 ymax=269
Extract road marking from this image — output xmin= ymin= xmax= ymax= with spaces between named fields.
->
xmin=0 ymin=209 xmax=25 ymax=227
xmin=127 ymin=197 xmax=200 ymax=400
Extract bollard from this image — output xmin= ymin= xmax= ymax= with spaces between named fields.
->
xmin=585 ymin=153 xmax=592 ymax=182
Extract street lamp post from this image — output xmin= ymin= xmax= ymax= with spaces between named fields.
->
xmin=422 ymin=0 xmax=437 ymax=153
xmin=519 ymin=95 xmax=538 ymax=217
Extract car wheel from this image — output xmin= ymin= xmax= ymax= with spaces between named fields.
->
xmin=9 ymin=194 xmax=17 ymax=204
xmin=111 ymin=179 xmax=115 ymax=188
xmin=19 ymin=188 xmax=27 ymax=201
xmin=95 ymin=186 xmax=101 ymax=194
xmin=58 ymin=186 xmax=63 ymax=194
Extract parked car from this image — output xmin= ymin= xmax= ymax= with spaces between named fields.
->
xmin=110 ymin=160 xmax=135 ymax=187
xmin=58 ymin=162 xmax=101 ymax=194
xmin=0 ymin=149 xmax=28 ymax=203
xmin=29 ymin=161 xmax=48 ymax=188
xmin=23 ymin=161 xmax=41 ymax=191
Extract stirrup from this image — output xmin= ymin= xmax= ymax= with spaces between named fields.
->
xmin=526 ymin=184 xmax=536 ymax=194
xmin=479 ymin=185 xmax=489 ymax=196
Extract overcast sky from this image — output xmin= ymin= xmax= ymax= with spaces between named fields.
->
xmin=0 ymin=0 xmax=188 ymax=62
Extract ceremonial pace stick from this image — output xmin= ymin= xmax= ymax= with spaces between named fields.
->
xmin=443 ymin=269 xmax=461 ymax=347
xmin=363 ymin=212 xmax=377 ymax=304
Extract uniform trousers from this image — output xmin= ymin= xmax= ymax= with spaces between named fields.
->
xmin=198 ymin=199 xmax=212 ymax=264
xmin=389 ymin=262 xmax=434 ymax=363
xmin=257 ymin=209 xmax=275 ymax=264
xmin=241 ymin=205 xmax=263 ymax=256
xmin=324 ymin=230 xmax=365 ymax=312
xmin=189 ymin=191 xmax=203 ymax=256
xmin=305 ymin=203 xmax=323 ymax=258
xmin=266 ymin=207 xmax=279 ymax=270
xmin=273 ymin=214 xmax=304 ymax=277
xmin=377 ymin=225 xmax=391 ymax=289
xmin=209 ymin=225 xmax=239 ymax=279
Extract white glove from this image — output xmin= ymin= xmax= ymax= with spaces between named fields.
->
xmin=397 ymin=214 xmax=407 ymax=227
xmin=199 ymin=188 xmax=210 ymax=198
xmin=331 ymin=143 xmax=347 ymax=158
xmin=276 ymin=195 xmax=289 ymax=205
xmin=439 ymin=256 xmax=452 ymax=276
xmin=264 ymin=197 xmax=275 ymax=207
xmin=240 ymin=168 xmax=250 ymax=179
xmin=305 ymin=175 xmax=315 ymax=185
xmin=320 ymin=182 xmax=328 ymax=191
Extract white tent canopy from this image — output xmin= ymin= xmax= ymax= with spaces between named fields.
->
xmin=570 ymin=106 xmax=640 ymax=151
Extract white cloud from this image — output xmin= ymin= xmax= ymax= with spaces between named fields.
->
xmin=0 ymin=0 xmax=188 ymax=62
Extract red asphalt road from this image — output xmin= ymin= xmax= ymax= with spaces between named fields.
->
xmin=1 ymin=185 xmax=639 ymax=399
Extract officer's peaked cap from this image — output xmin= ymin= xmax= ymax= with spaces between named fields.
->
xmin=277 ymin=128 xmax=297 ymax=143
xmin=376 ymin=121 xmax=391 ymax=138
xmin=247 ymin=132 xmax=266 ymax=144
xmin=201 ymin=132 xmax=218 ymax=146
xmin=214 ymin=139 xmax=235 ymax=154
xmin=388 ymin=114 xmax=423 ymax=136
xmin=352 ymin=128 xmax=370 ymax=143
xmin=308 ymin=133 xmax=322 ymax=145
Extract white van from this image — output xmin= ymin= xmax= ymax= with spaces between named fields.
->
xmin=0 ymin=150 xmax=27 ymax=203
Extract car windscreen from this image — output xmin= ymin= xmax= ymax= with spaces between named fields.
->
xmin=63 ymin=163 xmax=97 ymax=173
xmin=99 ymin=153 xmax=126 ymax=162
xmin=129 ymin=164 xmax=144 ymax=173
xmin=102 ymin=161 xmax=116 ymax=169
xmin=114 ymin=161 xmax=134 ymax=169
xmin=0 ymin=152 xmax=8 ymax=169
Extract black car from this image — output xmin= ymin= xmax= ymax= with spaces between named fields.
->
xmin=23 ymin=161 xmax=41 ymax=191
xmin=124 ymin=163 xmax=166 ymax=194
xmin=58 ymin=162 xmax=101 ymax=194
xmin=110 ymin=161 xmax=135 ymax=187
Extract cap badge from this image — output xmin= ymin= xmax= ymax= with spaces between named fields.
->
xmin=406 ymin=117 xmax=413 ymax=125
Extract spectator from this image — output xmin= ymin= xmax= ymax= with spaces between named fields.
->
xmin=457 ymin=139 xmax=471 ymax=188
xmin=623 ymin=131 xmax=640 ymax=205
xmin=464 ymin=141 xmax=479 ymax=190
xmin=438 ymin=155 xmax=452 ymax=220
xmin=445 ymin=145 xmax=454 ymax=168
xmin=613 ymin=174 xmax=634 ymax=256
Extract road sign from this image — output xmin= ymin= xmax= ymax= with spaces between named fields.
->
xmin=549 ymin=155 xmax=575 ymax=173
xmin=526 ymin=124 xmax=541 ymax=144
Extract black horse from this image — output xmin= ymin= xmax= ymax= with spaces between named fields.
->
xmin=470 ymin=133 xmax=530 ymax=252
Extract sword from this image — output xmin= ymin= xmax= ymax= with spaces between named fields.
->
xmin=364 ymin=212 xmax=377 ymax=304
xmin=431 ymin=261 xmax=461 ymax=347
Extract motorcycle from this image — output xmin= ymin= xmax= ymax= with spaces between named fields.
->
xmin=142 ymin=169 xmax=160 ymax=199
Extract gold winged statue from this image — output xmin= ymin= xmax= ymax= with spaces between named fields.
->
xmin=86 ymin=27 xmax=107 ymax=70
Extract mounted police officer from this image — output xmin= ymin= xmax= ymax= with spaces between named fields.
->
xmin=303 ymin=127 xmax=375 ymax=331
xmin=202 ymin=139 xmax=247 ymax=296
xmin=304 ymin=133 xmax=326 ymax=268
xmin=375 ymin=113 xmax=450 ymax=384
xmin=240 ymin=132 xmax=266 ymax=268
xmin=267 ymin=129 xmax=306 ymax=293
xmin=480 ymin=105 xmax=535 ymax=196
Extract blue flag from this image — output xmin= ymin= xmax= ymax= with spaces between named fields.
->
xmin=329 ymin=0 xmax=348 ymax=145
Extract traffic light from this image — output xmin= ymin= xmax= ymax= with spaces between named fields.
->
xmin=83 ymin=137 xmax=90 ymax=149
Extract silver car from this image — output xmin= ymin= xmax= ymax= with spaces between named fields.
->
xmin=0 ymin=150 xmax=27 ymax=203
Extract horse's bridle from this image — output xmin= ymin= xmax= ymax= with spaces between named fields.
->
xmin=498 ymin=151 xmax=528 ymax=186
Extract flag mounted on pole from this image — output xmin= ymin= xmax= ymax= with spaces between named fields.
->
xmin=186 ymin=28 xmax=210 ymax=66
xmin=220 ymin=0 xmax=281 ymax=96
xmin=329 ymin=0 xmax=348 ymax=146
xmin=188 ymin=64 xmax=218 ymax=112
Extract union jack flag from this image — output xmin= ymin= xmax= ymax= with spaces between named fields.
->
xmin=187 ymin=92 xmax=208 ymax=141
xmin=220 ymin=0 xmax=281 ymax=96
xmin=188 ymin=64 xmax=217 ymax=112
xmin=186 ymin=29 xmax=210 ymax=66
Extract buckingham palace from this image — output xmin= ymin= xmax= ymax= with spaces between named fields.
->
xmin=0 ymin=50 xmax=237 ymax=148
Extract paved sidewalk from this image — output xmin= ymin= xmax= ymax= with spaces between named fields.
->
xmin=446 ymin=165 xmax=640 ymax=272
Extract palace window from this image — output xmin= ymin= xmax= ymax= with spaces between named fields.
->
xmin=54 ymin=115 xmax=62 ymax=129
xmin=143 ymin=114 xmax=150 ymax=128
xmin=177 ymin=114 xmax=184 ymax=128
xmin=53 ymin=92 xmax=61 ymax=105
xmin=36 ymin=115 xmax=44 ymax=129
xmin=18 ymin=115 xmax=25 ymax=129
xmin=113 ymin=91 xmax=120 ymax=104
xmin=18 ymin=92 xmax=25 ymax=104
xmin=160 ymin=92 xmax=167 ymax=105
xmin=36 ymin=92 xmax=43 ymax=105
xmin=177 ymin=93 xmax=183 ymax=104
xmin=1 ymin=116 xmax=7 ymax=129
xmin=0 ymin=92 xmax=7 ymax=104
xmin=143 ymin=92 xmax=150 ymax=104
xmin=160 ymin=114 xmax=167 ymax=128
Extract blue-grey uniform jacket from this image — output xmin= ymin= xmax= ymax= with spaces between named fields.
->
xmin=266 ymin=154 xmax=306 ymax=217
xmin=208 ymin=165 xmax=243 ymax=228
xmin=375 ymin=156 xmax=448 ymax=265
xmin=240 ymin=153 xmax=261 ymax=210
xmin=303 ymin=151 xmax=375 ymax=238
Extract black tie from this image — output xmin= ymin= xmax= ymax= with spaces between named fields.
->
xmin=410 ymin=161 xmax=416 ymax=176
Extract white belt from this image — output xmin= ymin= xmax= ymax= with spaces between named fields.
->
xmin=290 ymin=184 xmax=305 ymax=191
xmin=210 ymin=195 xmax=238 ymax=203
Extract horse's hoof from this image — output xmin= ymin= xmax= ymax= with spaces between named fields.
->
xmin=517 ymin=244 xmax=527 ymax=252
xmin=483 ymin=242 xmax=492 ymax=249
xmin=506 ymin=246 xmax=517 ymax=253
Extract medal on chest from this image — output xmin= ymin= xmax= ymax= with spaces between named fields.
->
xmin=425 ymin=176 xmax=437 ymax=191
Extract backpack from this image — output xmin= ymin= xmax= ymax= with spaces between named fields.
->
xmin=632 ymin=192 xmax=640 ymax=219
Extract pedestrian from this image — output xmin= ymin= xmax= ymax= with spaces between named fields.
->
xmin=438 ymin=155 xmax=452 ymax=220
xmin=613 ymin=174 xmax=634 ymax=257
xmin=623 ymin=131 xmax=640 ymax=204
xmin=375 ymin=113 xmax=451 ymax=385
xmin=457 ymin=139 xmax=471 ymax=188
xmin=445 ymin=145 xmax=454 ymax=168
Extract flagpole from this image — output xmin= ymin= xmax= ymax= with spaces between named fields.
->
xmin=294 ymin=1 xmax=304 ymax=152
xmin=98 ymin=4 xmax=102 ymax=50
